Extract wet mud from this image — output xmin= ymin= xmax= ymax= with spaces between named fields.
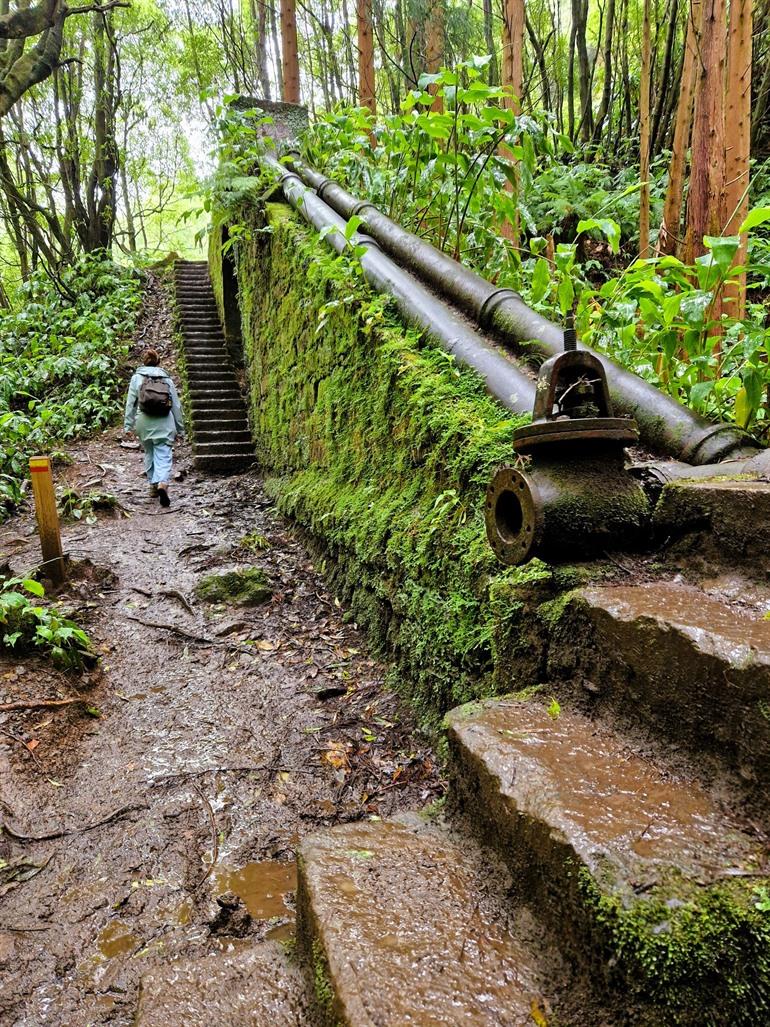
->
xmin=0 ymin=426 xmax=441 ymax=1023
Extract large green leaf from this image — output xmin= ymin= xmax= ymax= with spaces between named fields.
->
xmin=738 ymin=207 xmax=770 ymax=234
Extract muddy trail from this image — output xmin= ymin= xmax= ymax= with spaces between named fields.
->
xmin=0 ymin=296 xmax=441 ymax=1026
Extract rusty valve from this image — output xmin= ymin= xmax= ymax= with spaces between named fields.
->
xmin=485 ymin=331 xmax=648 ymax=565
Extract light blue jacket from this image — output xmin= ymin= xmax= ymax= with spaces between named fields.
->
xmin=124 ymin=366 xmax=184 ymax=445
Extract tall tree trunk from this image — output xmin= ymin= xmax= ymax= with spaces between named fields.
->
xmin=483 ymin=0 xmax=498 ymax=84
xmin=723 ymin=0 xmax=752 ymax=318
xmin=525 ymin=15 xmax=551 ymax=109
xmin=567 ymin=18 xmax=576 ymax=138
xmin=650 ymin=0 xmax=679 ymax=154
xmin=502 ymin=0 xmax=525 ymax=111
xmin=639 ymin=0 xmax=651 ymax=254
xmin=500 ymin=0 xmax=525 ymax=246
xmin=280 ymin=0 xmax=299 ymax=101
xmin=425 ymin=0 xmax=443 ymax=110
xmin=684 ymin=0 xmax=726 ymax=262
xmin=659 ymin=0 xmax=701 ymax=255
xmin=592 ymin=0 xmax=616 ymax=145
xmin=572 ymin=0 xmax=593 ymax=140
xmin=357 ymin=0 xmax=376 ymax=111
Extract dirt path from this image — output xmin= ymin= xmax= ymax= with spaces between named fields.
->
xmin=0 ymin=293 xmax=441 ymax=1026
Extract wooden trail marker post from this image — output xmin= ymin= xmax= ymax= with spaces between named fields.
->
xmin=29 ymin=456 xmax=65 ymax=584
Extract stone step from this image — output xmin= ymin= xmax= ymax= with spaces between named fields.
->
xmin=192 ymin=414 xmax=249 ymax=427
xmin=184 ymin=347 xmax=227 ymax=356
xmin=547 ymin=580 xmax=770 ymax=813
xmin=446 ymin=697 xmax=768 ymax=1024
xmin=187 ymin=375 xmax=239 ymax=387
xmin=193 ymin=452 xmax=254 ymax=473
xmin=196 ymin=429 xmax=252 ymax=444
xmin=298 ymin=816 xmax=552 ymax=1026
xmin=195 ymin=440 xmax=254 ymax=456
xmin=191 ymin=400 xmax=248 ymax=412
xmin=189 ymin=390 xmax=242 ymax=402
xmin=653 ymin=473 xmax=770 ymax=569
xmin=135 ymin=942 xmax=311 ymax=1026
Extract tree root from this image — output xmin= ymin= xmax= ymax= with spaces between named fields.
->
xmin=2 ymin=802 xmax=149 ymax=843
xmin=0 ymin=697 xmax=86 ymax=713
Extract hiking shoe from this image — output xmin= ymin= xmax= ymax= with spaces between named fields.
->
xmin=149 ymin=484 xmax=159 ymax=497
xmin=157 ymin=486 xmax=170 ymax=508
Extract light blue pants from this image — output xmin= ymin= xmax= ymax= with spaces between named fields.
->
xmin=142 ymin=441 xmax=173 ymax=485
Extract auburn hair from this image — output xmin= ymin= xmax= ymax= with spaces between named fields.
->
xmin=142 ymin=348 xmax=160 ymax=366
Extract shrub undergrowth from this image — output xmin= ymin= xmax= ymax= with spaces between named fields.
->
xmin=0 ymin=253 xmax=142 ymax=517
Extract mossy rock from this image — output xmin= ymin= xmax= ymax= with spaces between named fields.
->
xmin=195 ymin=567 xmax=272 ymax=606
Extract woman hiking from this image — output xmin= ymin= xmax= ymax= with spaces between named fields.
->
xmin=124 ymin=348 xmax=184 ymax=507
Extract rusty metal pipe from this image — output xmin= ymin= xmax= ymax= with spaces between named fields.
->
xmin=264 ymin=154 xmax=536 ymax=417
xmin=287 ymin=156 xmax=758 ymax=466
xmin=485 ymin=453 xmax=651 ymax=565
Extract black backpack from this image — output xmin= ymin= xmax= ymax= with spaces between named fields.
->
xmin=138 ymin=373 xmax=173 ymax=417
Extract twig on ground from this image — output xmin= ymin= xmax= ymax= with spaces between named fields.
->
xmin=160 ymin=589 xmax=195 ymax=615
xmin=0 ymin=698 xmax=86 ymax=713
xmin=121 ymin=614 xmax=214 ymax=646
xmin=0 ymin=729 xmax=47 ymax=772
xmin=2 ymin=802 xmax=149 ymax=843
xmin=191 ymin=782 xmax=219 ymax=887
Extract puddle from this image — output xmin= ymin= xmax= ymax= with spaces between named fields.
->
xmin=214 ymin=860 xmax=297 ymax=919
xmin=96 ymin=919 xmax=139 ymax=959
xmin=265 ymin=921 xmax=295 ymax=943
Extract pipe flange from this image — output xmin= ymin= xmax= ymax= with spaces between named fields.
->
xmin=679 ymin=423 xmax=756 ymax=465
xmin=478 ymin=288 xmax=524 ymax=331
xmin=351 ymin=200 xmax=376 ymax=218
xmin=485 ymin=466 xmax=542 ymax=565
xmin=513 ymin=417 xmax=639 ymax=455
xmin=315 ymin=178 xmax=337 ymax=203
xmin=354 ymin=233 xmax=379 ymax=251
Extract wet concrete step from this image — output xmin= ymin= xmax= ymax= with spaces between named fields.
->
xmin=189 ymin=392 xmax=242 ymax=405
xmin=194 ymin=452 xmax=255 ymax=472
xmin=446 ymin=697 xmax=768 ymax=1022
xmin=298 ymin=816 xmax=550 ymax=1026
xmin=195 ymin=441 xmax=254 ymax=456
xmin=654 ymin=476 xmax=770 ymax=568
xmin=135 ymin=942 xmax=311 ymax=1026
xmin=190 ymin=403 xmax=248 ymax=415
xmin=548 ymin=580 xmax=770 ymax=812
xmin=196 ymin=429 xmax=252 ymax=444
xmin=187 ymin=374 xmax=238 ymax=384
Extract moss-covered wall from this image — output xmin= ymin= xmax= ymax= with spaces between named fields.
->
xmin=226 ymin=200 xmax=570 ymax=725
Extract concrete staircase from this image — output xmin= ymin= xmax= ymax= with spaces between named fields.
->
xmin=174 ymin=260 xmax=254 ymax=473
xmin=136 ymin=572 xmax=770 ymax=1026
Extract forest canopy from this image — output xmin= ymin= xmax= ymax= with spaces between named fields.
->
xmin=0 ymin=0 xmax=768 ymax=436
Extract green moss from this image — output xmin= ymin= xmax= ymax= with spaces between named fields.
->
xmin=579 ymin=868 xmax=770 ymax=1025
xmin=311 ymin=939 xmax=341 ymax=1027
xmin=195 ymin=566 xmax=272 ymax=605
xmin=225 ymin=200 xmax=569 ymax=726
xmin=537 ymin=590 xmax=579 ymax=629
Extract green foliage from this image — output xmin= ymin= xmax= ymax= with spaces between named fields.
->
xmin=57 ymin=487 xmax=126 ymax=524
xmin=295 ymin=78 xmax=770 ymax=437
xmin=0 ymin=253 xmax=142 ymax=518
xmin=0 ymin=577 xmax=95 ymax=670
